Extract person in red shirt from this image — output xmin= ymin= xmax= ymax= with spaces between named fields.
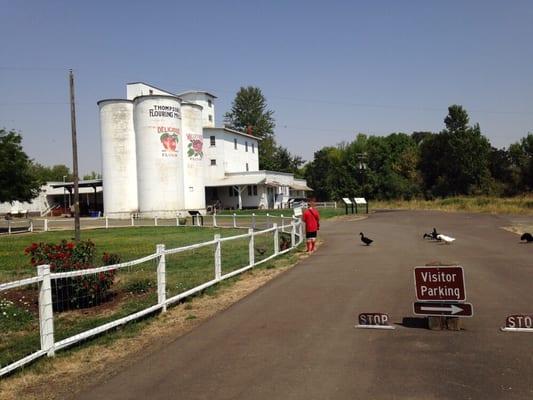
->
xmin=302 ymin=199 xmax=320 ymax=253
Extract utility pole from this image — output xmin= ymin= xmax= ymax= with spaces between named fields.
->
xmin=69 ymin=69 xmax=81 ymax=242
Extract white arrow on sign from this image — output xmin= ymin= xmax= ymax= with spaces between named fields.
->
xmin=420 ymin=304 xmax=463 ymax=315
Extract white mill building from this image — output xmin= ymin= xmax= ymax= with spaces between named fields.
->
xmin=98 ymin=82 xmax=310 ymax=219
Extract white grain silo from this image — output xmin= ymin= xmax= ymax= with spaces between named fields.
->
xmin=133 ymin=95 xmax=183 ymax=218
xmin=180 ymin=102 xmax=206 ymax=212
xmin=98 ymin=99 xmax=138 ymax=218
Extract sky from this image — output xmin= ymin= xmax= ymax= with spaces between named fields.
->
xmin=1 ymin=0 xmax=532 ymax=175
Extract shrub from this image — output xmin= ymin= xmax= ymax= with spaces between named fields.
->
xmin=25 ymin=240 xmax=119 ymax=311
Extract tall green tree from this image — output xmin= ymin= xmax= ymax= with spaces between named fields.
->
xmin=0 ymin=129 xmax=41 ymax=203
xmin=420 ymin=105 xmax=491 ymax=196
xmin=508 ymin=133 xmax=533 ymax=192
xmin=224 ymin=86 xmax=302 ymax=172
xmin=224 ymin=87 xmax=276 ymax=169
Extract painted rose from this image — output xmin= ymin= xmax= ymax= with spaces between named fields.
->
xmin=192 ymin=140 xmax=203 ymax=153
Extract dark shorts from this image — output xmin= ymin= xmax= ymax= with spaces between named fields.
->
xmin=306 ymin=231 xmax=317 ymax=239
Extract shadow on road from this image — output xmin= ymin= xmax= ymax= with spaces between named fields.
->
xmin=396 ymin=317 xmax=428 ymax=329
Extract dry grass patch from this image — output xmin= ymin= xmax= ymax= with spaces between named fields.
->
xmin=0 ymin=248 xmax=310 ymax=400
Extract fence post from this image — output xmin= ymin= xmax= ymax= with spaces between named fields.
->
xmin=131 ymin=215 xmax=134 ymax=227
xmin=298 ymin=219 xmax=304 ymax=244
xmin=248 ymin=228 xmax=255 ymax=266
xmin=38 ymin=264 xmax=55 ymax=357
xmin=8 ymin=220 xmax=11 ymax=235
xmin=334 ymin=201 xmax=337 ymax=209
xmin=176 ymin=216 xmax=180 ymax=226
xmin=291 ymin=219 xmax=296 ymax=248
xmin=281 ymin=214 xmax=284 ymax=231
xmin=212 ymin=213 xmax=217 ymax=228
xmin=266 ymin=213 xmax=270 ymax=228
xmin=29 ymin=220 xmax=34 ymax=232
xmin=273 ymin=223 xmax=279 ymax=255
xmin=154 ymin=217 xmax=158 ymax=227
xmin=156 ymin=244 xmax=167 ymax=313
xmin=214 ymin=234 xmax=221 ymax=280
xmin=44 ymin=219 xmax=48 ymax=232
xmin=252 ymin=213 xmax=256 ymax=230
xmin=105 ymin=216 xmax=109 ymax=229
xmin=233 ymin=213 xmax=237 ymax=228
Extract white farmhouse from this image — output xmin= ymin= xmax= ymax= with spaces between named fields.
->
xmin=97 ymin=82 xmax=310 ymax=218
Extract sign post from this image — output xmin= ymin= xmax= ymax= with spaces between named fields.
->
xmin=342 ymin=198 xmax=353 ymax=215
xmin=353 ymin=197 xmax=368 ymax=214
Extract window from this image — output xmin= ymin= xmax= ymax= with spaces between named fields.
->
xmin=208 ymin=99 xmax=212 ymax=108
xmin=245 ymin=141 xmax=248 ymax=152
xmin=246 ymin=163 xmax=249 ymax=171
xmin=247 ymin=185 xmax=258 ymax=196
xmin=210 ymin=136 xmax=216 ymax=146
xmin=208 ymin=115 xmax=213 ymax=122
xmin=252 ymin=143 xmax=255 ymax=153
xmin=210 ymin=159 xmax=216 ymax=166
xmin=234 ymin=138 xmax=237 ymax=149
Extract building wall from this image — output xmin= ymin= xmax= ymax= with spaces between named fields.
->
xmin=126 ymin=83 xmax=174 ymax=100
xmin=178 ymin=92 xmax=215 ymax=128
xmin=222 ymin=131 xmax=259 ymax=173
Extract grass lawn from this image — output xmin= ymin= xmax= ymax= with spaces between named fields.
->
xmin=0 ymin=224 xmax=299 ymax=370
xmin=216 ymin=207 xmax=346 ymax=219
xmin=0 ymin=226 xmax=244 ymax=282
xmin=372 ymin=195 xmax=533 ymax=215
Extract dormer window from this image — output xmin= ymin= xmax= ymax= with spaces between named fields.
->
xmin=252 ymin=143 xmax=255 ymax=153
xmin=245 ymin=141 xmax=248 ymax=152
xmin=208 ymin=99 xmax=212 ymax=108
xmin=234 ymin=138 xmax=237 ymax=149
xmin=208 ymin=115 xmax=213 ymax=122
xmin=210 ymin=136 xmax=216 ymax=146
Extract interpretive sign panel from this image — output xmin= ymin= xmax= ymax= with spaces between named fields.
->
xmin=414 ymin=266 xmax=465 ymax=301
xmin=342 ymin=198 xmax=352 ymax=204
xmin=353 ymin=197 xmax=367 ymax=204
xmin=413 ymin=302 xmax=473 ymax=317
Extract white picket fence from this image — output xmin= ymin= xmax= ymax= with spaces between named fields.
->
xmin=0 ymin=218 xmax=303 ymax=377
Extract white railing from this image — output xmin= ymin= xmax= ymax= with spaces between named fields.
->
xmin=26 ymin=213 xmax=298 ymax=233
xmin=314 ymin=202 xmax=337 ymax=208
xmin=0 ymin=218 xmax=303 ymax=377
xmin=0 ymin=219 xmax=33 ymax=235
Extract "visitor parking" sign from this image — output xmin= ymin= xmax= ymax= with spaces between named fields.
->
xmin=414 ymin=266 xmax=466 ymax=301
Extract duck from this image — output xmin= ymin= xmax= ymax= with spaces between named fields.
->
xmin=360 ymin=232 xmax=373 ymax=246
xmin=521 ymin=232 xmax=533 ymax=243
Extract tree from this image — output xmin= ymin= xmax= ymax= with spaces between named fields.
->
xmin=83 ymin=171 xmax=102 ymax=180
xmin=420 ymin=105 xmax=491 ymax=196
xmin=224 ymin=86 xmax=279 ymax=169
xmin=30 ymin=163 xmax=72 ymax=183
xmin=508 ymin=133 xmax=533 ymax=192
xmin=224 ymin=86 xmax=302 ymax=172
xmin=0 ymin=129 xmax=42 ymax=203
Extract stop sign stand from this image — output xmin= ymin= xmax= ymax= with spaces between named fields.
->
xmin=355 ymin=313 xmax=395 ymax=330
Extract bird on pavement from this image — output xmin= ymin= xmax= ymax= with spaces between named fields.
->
xmin=437 ymin=234 xmax=455 ymax=244
xmin=521 ymin=232 xmax=533 ymax=243
xmin=423 ymin=228 xmax=440 ymax=240
xmin=360 ymin=232 xmax=373 ymax=246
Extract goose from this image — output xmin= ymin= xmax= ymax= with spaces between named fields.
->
xmin=360 ymin=232 xmax=373 ymax=246
xmin=437 ymin=234 xmax=455 ymax=244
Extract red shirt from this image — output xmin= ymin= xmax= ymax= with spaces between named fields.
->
xmin=303 ymin=207 xmax=320 ymax=232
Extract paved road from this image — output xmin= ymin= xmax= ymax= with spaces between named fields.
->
xmin=74 ymin=211 xmax=532 ymax=400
